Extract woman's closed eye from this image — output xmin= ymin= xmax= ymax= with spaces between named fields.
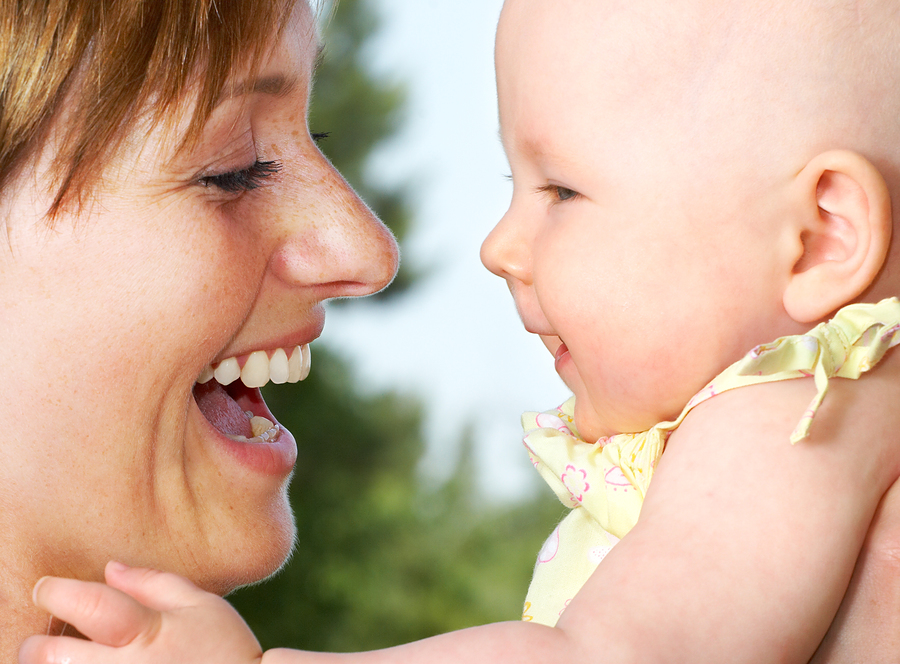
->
xmin=198 ymin=159 xmax=282 ymax=194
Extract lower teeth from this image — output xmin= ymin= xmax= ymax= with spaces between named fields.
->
xmin=226 ymin=415 xmax=278 ymax=443
xmin=250 ymin=415 xmax=275 ymax=437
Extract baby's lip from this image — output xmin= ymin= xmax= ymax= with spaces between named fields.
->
xmin=553 ymin=340 xmax=572 ymax=376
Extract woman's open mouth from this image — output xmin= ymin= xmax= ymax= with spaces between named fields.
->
xmin=193 ymin=344 xmax=311 ymax=444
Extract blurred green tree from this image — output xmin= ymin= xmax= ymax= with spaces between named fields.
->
xmin=230 ymin=0 xmax=562 ymax=652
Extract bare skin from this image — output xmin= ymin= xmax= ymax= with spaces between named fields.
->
xmin=17 ymin=0 xmax=900 ymax=662
xmin=811 ymin=478 xmax=900 ymax=662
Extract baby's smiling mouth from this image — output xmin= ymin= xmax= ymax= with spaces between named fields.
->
xmin=193 ymin=345 xmax=311 ymax=443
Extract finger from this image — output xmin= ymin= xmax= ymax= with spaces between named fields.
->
xmin=104 ymin=561 xmax=207 ymax=612
xmin=19 ymin=634 xmax=116 ymax=664
xmin=32 ymin=576 xmax=158 ymax=647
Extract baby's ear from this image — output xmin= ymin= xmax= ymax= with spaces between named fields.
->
xmin=783 ymin=150 xmax=892 ymax=323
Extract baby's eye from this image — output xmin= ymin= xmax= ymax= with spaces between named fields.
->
xmin=537 ymin=183 xmax=580 ymax=203
xmin=197 ymin=159 xmax=282 ymax=194
xmin=554 ymin=186 xmax=578 ymax=201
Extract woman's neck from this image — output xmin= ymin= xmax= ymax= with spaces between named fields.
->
xmin=0 ymin=562 xmax=65 ymax=663
xmin=0 ymin=598 xmax=49 ymax=663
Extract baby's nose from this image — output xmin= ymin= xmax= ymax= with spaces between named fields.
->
xmin=481 ymin=209 xmax=531 ymax=285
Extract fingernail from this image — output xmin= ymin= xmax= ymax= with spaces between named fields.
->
xmin=32 ymin=577 xmax=47 ymax=605
xmin=107 ymin=560 xmax=129 ymax=573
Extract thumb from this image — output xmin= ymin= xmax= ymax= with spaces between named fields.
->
xmin=104 ymin=561 xmax=208 ymax=612
xmin=32 ymin=575 xmax=159 ymax=648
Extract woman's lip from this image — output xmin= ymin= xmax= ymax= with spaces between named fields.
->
xmin=189 ymin=314 xmax=322 ymax=476
xmin=208 ymin=312 xmax=325 ymax=368
xmin=192 ymin=387 xmax=297 ymax=477
xmin=217 ymin=425 xmax=298 ymax=477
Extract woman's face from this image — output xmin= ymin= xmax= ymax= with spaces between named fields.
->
xmin=0 ymin=2 xmax=397 ymax=593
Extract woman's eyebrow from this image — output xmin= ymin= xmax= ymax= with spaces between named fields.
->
xmin=231 ymin=74 xmax=299 ymax=99
xmin=225 ymin=44 xmax=324 ymax=102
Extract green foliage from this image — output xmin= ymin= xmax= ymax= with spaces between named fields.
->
xmin=230 ymin=0 xmax=564 ymax=652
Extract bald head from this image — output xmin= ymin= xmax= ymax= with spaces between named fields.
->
xmin=497 ymin=0 xmax=900 ymax=185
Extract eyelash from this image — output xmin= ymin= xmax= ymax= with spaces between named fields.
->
xmin=196 ymin=129 xmax=330 ymax=194
xmin=198 ymin=159 xmax=282 ymax=194
xmin=536 ymin=184 xmax=580 ymax=203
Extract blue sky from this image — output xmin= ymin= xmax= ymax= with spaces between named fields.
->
xmin=322 ymin=0 xmax=570 ymax=498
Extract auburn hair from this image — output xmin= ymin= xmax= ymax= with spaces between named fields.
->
xmin=0 ymin=0 xmax=297 ymax=213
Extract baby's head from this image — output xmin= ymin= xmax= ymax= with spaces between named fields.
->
xmin=482 ymin=0 xmax=900 ymax=441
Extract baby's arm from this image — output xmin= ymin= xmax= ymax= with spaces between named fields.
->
xmin=346 ymin=372 xmax=900 ymax=662
xmin=21 ymin=372 xmax=900 ymax=664
xmin=19 ymin=562 xmax=265 ymax=664
xmin=18 ymin=562 xmax=568 ymax=664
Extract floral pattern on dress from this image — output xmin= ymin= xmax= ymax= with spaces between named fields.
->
xmin=561 ymin=465 xmax=590 ymax=502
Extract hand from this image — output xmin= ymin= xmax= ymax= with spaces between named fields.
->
xmin=18 ymin=561 xmax=264 ymax=664
xmin=809 ymin=477 xmax=900 ymax=663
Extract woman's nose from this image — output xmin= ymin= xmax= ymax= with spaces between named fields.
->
xmin=480 ymin=204 xmax=531 ymax=285
xmin=270 ymin=154 xmax=399 ymax=300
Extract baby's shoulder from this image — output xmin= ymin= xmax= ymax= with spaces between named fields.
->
xmin=670 ymin=348 xmax=900 ymax=491
xmin=823 ymin=347 xmax=900 ymax=454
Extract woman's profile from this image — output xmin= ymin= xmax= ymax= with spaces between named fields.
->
xmin=0 ymin=0 xmax=396 ymax=659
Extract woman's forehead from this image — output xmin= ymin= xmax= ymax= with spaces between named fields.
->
xmin=139 ymin=4 xmax=320 ymax=168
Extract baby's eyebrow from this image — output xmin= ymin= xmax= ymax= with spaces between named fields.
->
xmin=517 ymin=136 xmax=554 ymax=163
xmin=496 ymin=129 xmax=543 ymax=161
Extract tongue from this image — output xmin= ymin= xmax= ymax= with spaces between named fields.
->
xmin=194 ymin=381 xmax=252 ymax=438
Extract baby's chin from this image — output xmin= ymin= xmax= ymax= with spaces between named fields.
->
xmin=573 ymin=398 xmax=664 ymax=442
xmin=572 ymin=402 xmax=616 ymax=443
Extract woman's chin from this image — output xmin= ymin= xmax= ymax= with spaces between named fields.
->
xmin=197 ymin=505 xmax=296 ymax=595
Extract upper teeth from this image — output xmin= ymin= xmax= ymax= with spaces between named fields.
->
xmin=197 ymin=344 xmax=311 ymax=388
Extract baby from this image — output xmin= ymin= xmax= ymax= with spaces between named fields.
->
xmin=19 ymin=0 xmax=900 ymax=662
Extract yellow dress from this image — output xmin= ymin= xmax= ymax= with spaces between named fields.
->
xmin=521 ymin=299 xmax=900 ymax=627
